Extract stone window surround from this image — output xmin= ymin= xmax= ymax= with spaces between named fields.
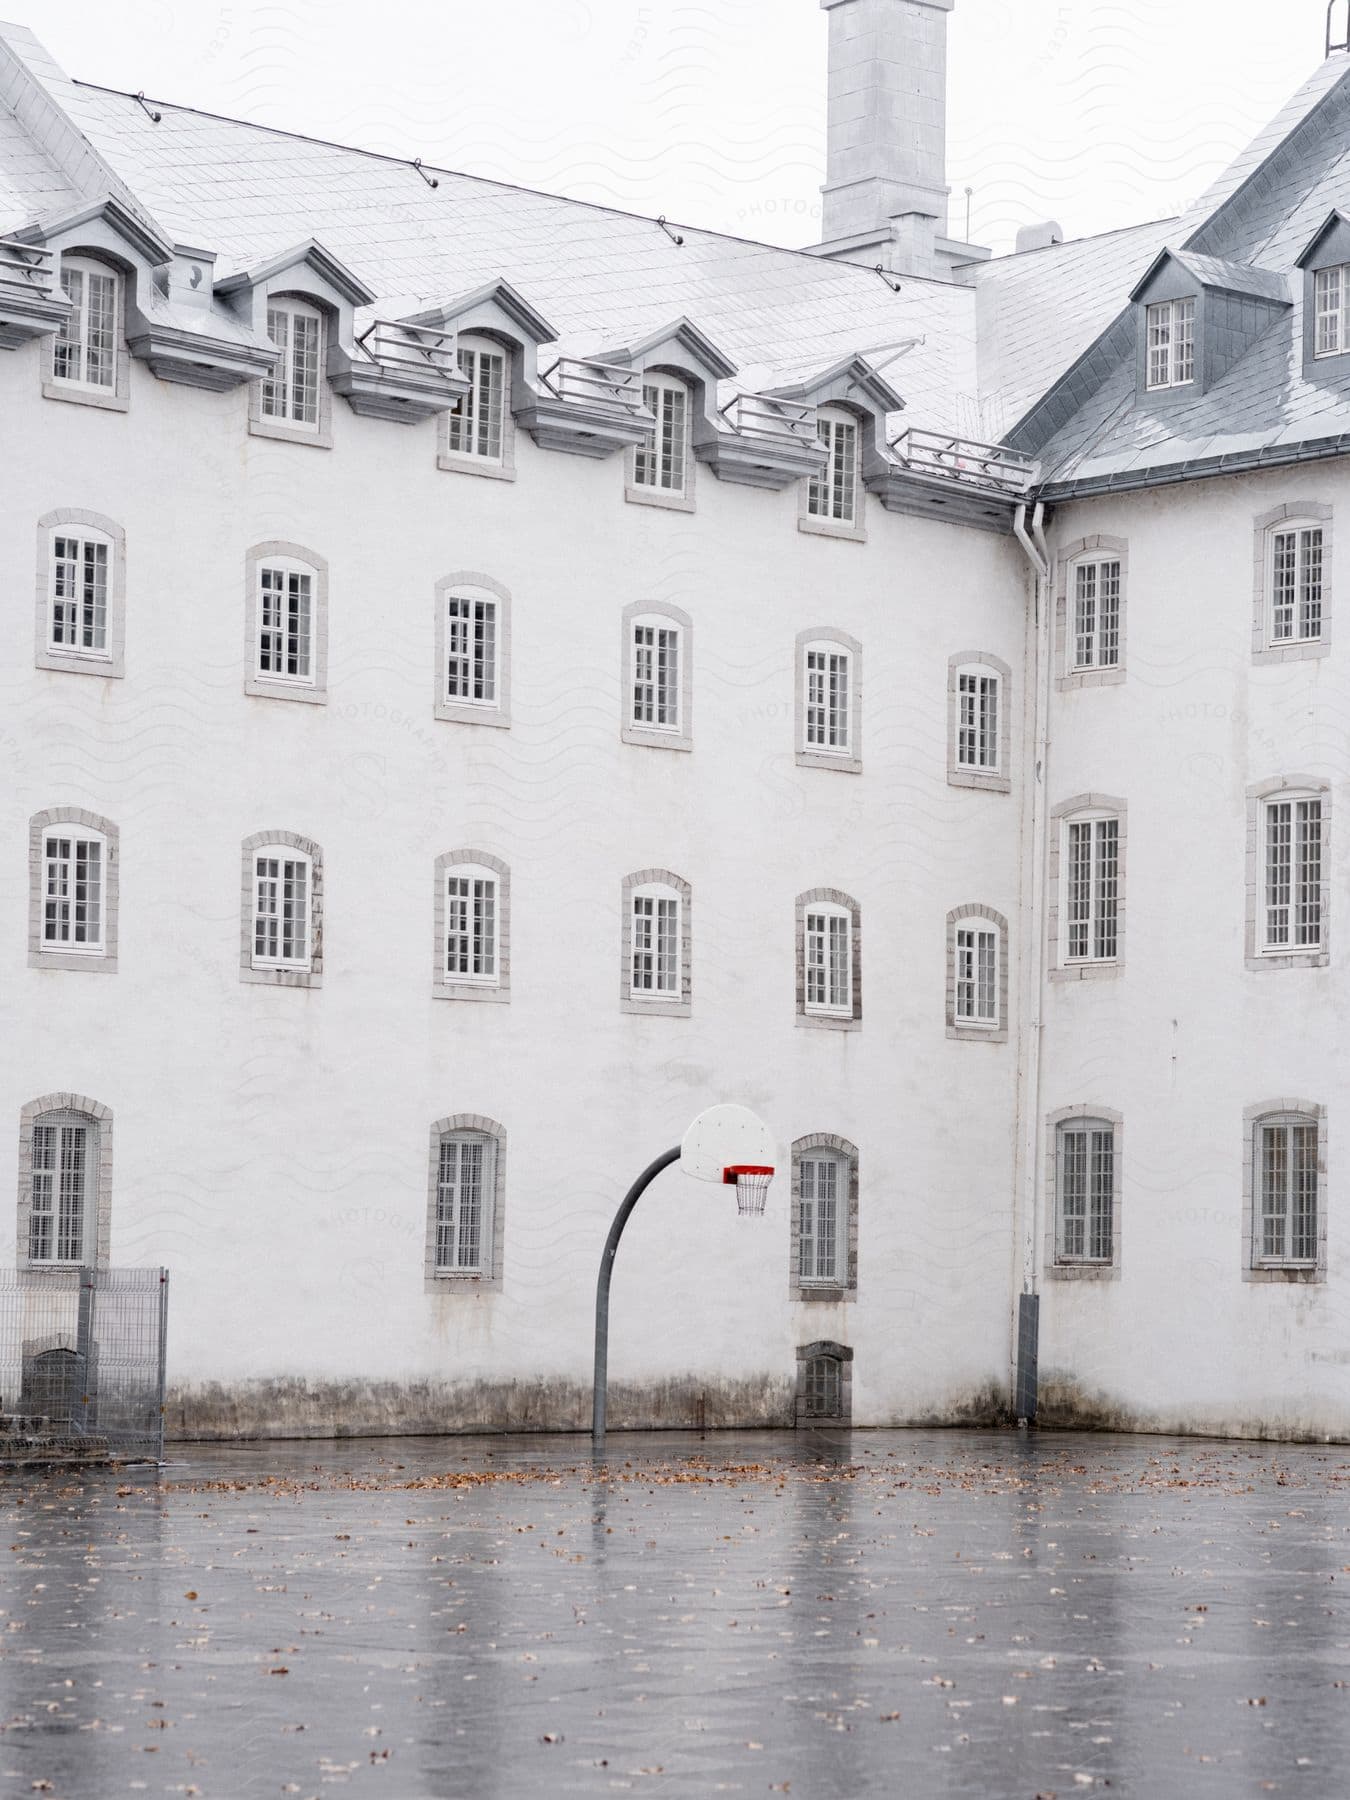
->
xmin=798 ymin=403 xmax=867 ymax=544
xmin=1244 ymin=776 xmax=1331 ymax=971
xmin=248 ymin=289 xmax=334 ymax=449
xmin=621 ymin=601 xmax=693 ymax=752
xmin=945 ymin=905 xmax=1010 ymax=1043
xmin=243 ymin=541 xmax=329 ymax=705
xmin=788 ymin=1133 xmax=859 ymax=1303
xmin=42 ymin=247 xmax=131 ymax=413
xmin=239 ymin=829 xmax=323 ymax=988
xmin=16 ymin=1094 xmax=114 ymax=1269
xmin=794 ymin=1339 xmax=853 ymax=1426
xmin=1252 ymin=502 xmax=1332 ymax=665
xmin=437 ymin=331 xmax=518 ymax=483
xmin=1047 ymin=794 xmax=1127 ymax=983
xmin=1055 ymin=535 xmax=1128 ymax=690
xmin=795 ymin=887 xmax=862 ymax=1031
xmin=1044 ymin=1104 xmax=1124 ymax=1282
xmin=28 ymin=808 xmax=119 ymax=974
xmin=624 ymin=367 xmax=696 ymax=515
xmin=620 ymin=869 xmax=692 ymax=1018
xmin=947 ymin=650 xmax=1011 ymax=792
xmin=424 ymin=1114 xmax=506 ymax=1292
xmin=434 ymin=571 xmax=512 ymax=728
xmin=433 ymin=849 xmax=510 ymax=1003
xmin=1242 ymin=1099 xmax=1328 ymax=1284
xmin=795 ymin=627 xmax=863 ymax=773
xmin=34 ymin=510 xmax=128 ymax=680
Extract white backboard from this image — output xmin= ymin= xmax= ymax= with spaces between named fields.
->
xmin=680 ymin=1104 xmax=775 ymax=1185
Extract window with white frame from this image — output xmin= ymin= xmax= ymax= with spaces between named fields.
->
xmin=631 ymin=888 xmax=681 ymax=999
xmin=445 ymin=867 xmax=499 ymax=986
xmin=631 ymin=618 xmax=681 ymax=733
xmin=804 ymin=904 xmax=853 ymax=1017
xmin=445 ymin=589 xmax=498 ymax=708
xmin=262 ymin=298 xmax=323 ymax=428
xmin=1253 ymin=1112 xmax=1320 ymax=1268
xmin=28 ymin=1110 xmax=96 ymax=1265
xmin=446 ymin=338 xmax=507 ymax=461
xmin=803 ymin=642 xmax=852 ymax=755
xmin=255 ymin=557 xmax=315 ymax=686
xmin=633 ymin=376 xmax=689 ymax=496
xmin=1267 ymin=523 xmax=1324 ymax=646
xmin=956 ymin=666 xmax=1000 ymax=769
xmin=42 ymin=827 xmax=106 ymax=957
xmin=807 ymin=409 xmax=859 ymax=525
xmin=1261 ymin=793 xmax=1323 ymax=954
xmin=1145 ymin=298 xmax=1195 ymax=390
xmin=48 ymin=528 xmax=111 ymax=661
xmin=433 ymin=1130 xmax=496 ymax=1276
xmin=1064 ymin=814 xmax=1120 ymax=964
xmin=1055 ymin=1118 xmax=1116 ymax=1266
xmin=798 ymin=1150 xmax=846 ymax=1286
xmin=1314 ymin=264 xmax=1350 ymax=358
xmin=53 ymin=256 xmax=119 ymax=392
xmin=955 ymin=922 xmax=999 ymax=1027
xmin=251 ymin=848 xmax=312 ymax=970
xmin=1071 ymin=558 xmax=1123 ymax=669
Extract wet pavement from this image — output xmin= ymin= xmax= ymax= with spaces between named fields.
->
xmin=1 ymin=1428 xmax=1349 ymax=1798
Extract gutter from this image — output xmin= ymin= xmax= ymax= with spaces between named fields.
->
xmin=1010 ymin=501 xmax=1051 ymax=1424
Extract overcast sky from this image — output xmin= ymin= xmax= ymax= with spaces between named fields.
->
xmin=16 ymin=0 xmax=1341 ymax=256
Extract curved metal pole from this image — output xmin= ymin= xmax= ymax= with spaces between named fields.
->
xmin=592 ymin=1145 xmax=681 ymax=1454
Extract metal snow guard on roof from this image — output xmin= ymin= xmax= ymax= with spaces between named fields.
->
xmin=888 ymin=427 xmax=1038 ymax=497
xmin=539 ymin=355 xmax=650 ymax=418
xmin=719 ymin=389 xmax=821 ymax=451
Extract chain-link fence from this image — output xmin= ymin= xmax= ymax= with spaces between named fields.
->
xmin=0 ymin=1267 xmax=168 ymax=1465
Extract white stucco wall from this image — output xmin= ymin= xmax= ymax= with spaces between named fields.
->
xmin=1 ymin=342 xmax=1028 ymax=1436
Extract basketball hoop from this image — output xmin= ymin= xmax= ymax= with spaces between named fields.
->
xmin=725 ymin=1164 xmax=774 ymax=1217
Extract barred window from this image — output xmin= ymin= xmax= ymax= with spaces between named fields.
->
xmin=257 ymin=559 xmax=314 ymax=684
xmin=53 ymin=257 xmax=118 ymax=391
xmin=252 ymin=850 xmax=311 ymax=968
xmin=634 ymin=377 xmax=688 ymax=494
xmin=803 ymin=644 xmax=852 ymax=754
xmin=955 ymin=925 xmax=998 ymax=1026
xmin=1268 ymin=525 xmax=1324 ymax=645
xmin=1072 ymin=559 xmax=1122 ymax=669
xmin=28 ymin=1110 xmax=94 ymax=1265
xmin=1263 ymin=795 xmax=1323 ymax=952
xmin=262 ymin=299 xmax=322 ymax=427
xmin=43 ymin=830 xmax=104 ymax=955
xmin=434 ymin=1132 xmax=495 ymax=1275
xmin=1056 ymin=1119 xmax=1115 ymax=1264
xmin=956 ymin=668 xmax=1000 ymax=768
xmin=1065 ymin=816 xmax=1120 ymax=963
xmin=631 ymin=621 xmax=681 ymax=732
xmin=807 ymin=410 xmax=858 ymax=524
xmin=447 ymin=339 xmax=506 ymax=461
xmin=445 ymin=590 xmax=498 ymax=706
xmin=49 ymin=530 xmax=110 ymax=658
xmin=1314 ymin=264 xmax=1350 ymax=358
xmin=631 ymin=890 xmax=681 ymax=997
xmin=445 ymin=869 xmax=498 ymax=984
xmin=1145 ymin=297 xmax=1195 ymax=390
xmin=802 ymin=1353 xmax=841 ymax=1418
xmin=1255 ymin=1114 xmax=1319 ymax=1266
xmin=798 ymin=1152 xmax=845 ymax=1285
xmin=805 ymin=905 xmax=853 ymax=1016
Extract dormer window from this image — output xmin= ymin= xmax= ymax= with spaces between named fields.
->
xmin=262 ymin=299 xmax=322 ymax=427
xmin=1314 ymin=265 xmax=1350 ymax=357
xmin=53 ymin=256 xmax=118 ymax=392
xmin=634 ymin=376 xmax=688 ymax=495
xmin=446 ymin=337 xmax=506 ymax=461
xmin=1145 ymin=299 xmax=1194 ymax=390
xmin=808 ymin=408 xmax=859 ymax=524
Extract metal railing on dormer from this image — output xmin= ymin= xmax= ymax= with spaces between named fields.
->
xmin=539 ymin=356 xmax=649 ymax=418
xmin=356 ymin=320 xmax=462 ymax=384
xmin=718 ymin=390 xmax=820 ymax=451
xmin=0 ymin=237 xmax=57 ymax=303
xmin=888 ymin=427 xmax=1038 ymax=497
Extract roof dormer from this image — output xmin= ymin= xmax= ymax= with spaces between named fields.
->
xmin=1129 ymin=248 xmax=1289 ymax=404
xmin=1295 ymin=210 xmax=1350 ymax=379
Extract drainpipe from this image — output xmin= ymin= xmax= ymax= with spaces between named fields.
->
xmin=1011 ymin=500 xmax=1051 ymax=1424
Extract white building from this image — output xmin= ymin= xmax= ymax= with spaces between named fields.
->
xmin=3 ymin=3 xmax=1349 ymax=1442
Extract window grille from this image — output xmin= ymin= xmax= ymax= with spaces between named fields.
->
xmin=1264 ymin=797 xmax=1322 ymax=950
xmin=53 ymin=259 xmax=117 ymax=390
xmin=50 ymin=534 xmax=109 ymax=654
xmin=43 ymin=834 xmax=103 ymax=952
xmin=257 ymin=564 xmax=313 ymax=681
xmin=1257 ymin=1116 xmax=1319 ymax=1264
xmin=29 ymin=1114 xmax=91 ymax=1264
xmin=1056 ymin=1121 xmax=1115 ymax=1263
xmin=631 ymin=893 xmax=680 ymax=995
xmin=1269 ymin=527 xmax=1323 ymax=643
xmin=1065 ymin=817 xmax=1119 ymax=962
xmin=1072 ymin=560 xmax=1122 ymax=668
xmin=805 ymin=647 xmax=851 ymax=752
xmin=955 ymin=926 xmax=998 ymax=1024
xmin=435 ymin=1134 xmax=493 ymax=1274
xmin=447 ymin=344 xmax=506 ymax=459
xmin=632 ymin=624 xmax=681 ymax=730
xmin=634 ymin=379 xmax=688 ymax=493
xmin=445 ymin=593 xmax=498 ymax=704
xmin=805 ymin=910 xmax=852 ymax=1013
xmin=798 ymin=1155 xmax=844 ymax=1284
xmin=262 ymin=302 xmax=321 ymax=426
xmin=802 ymin=1354 xmax=842 ymax=1419
xmin=446 ymin=874 xmax=497 ymax=981
xmin=1314 ymin=264 xmax=1350 ymax=357
xmin=957 ymin=670 xmax=999 ymax=768
xmin=807 ymin=415 xmax=858 ymax=523
xmin=253 ymin=854 xmax=310 ymax=966
xmin=1145 ymin=298 xmax=1195 ymax=390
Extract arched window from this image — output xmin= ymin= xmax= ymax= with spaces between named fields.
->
xmin=622 ymin=870 xmax=691 ymax=1016
xmin=1050 ymin=796 xmax=1126 ymax=976
xmin=446 ymin=333 xmax=509 ymax=463
xmin=1244 ymin=1103 xmax=1326 ymax=1282
xmin=1254 ymin=506 xmax=1332 ymax=661
xmin=244 ymin=543 xmax=328 ymax=703
xmin=240 ymin=832 xmax=322 ymax=987
xmin=806 ymin=405 xmax=860 ymax=528
xmin=17 ymin=1096 xmax=113 ymax=1268
xmin=262 ymin=296 xmax=323 ymax=428
xmin=948 ymin=653 xmax=1010 ymax=789
xmin=52 ymin=254 xmax=120 ymax=393
xmin=621 ymin=602 xmax=692 ymax=750
xmin=435 ymin=575 xmax=511 ymax=726
xmin=629 ymin=373 xmax=691 ymax=504
xmin=425 ymin=1115 xmax=505 ymax=1288
xmin=434 ymin=852 xmax=509 ymax=1001
xmin=29 ymin=809 xmax=119 ymax=973
xmin=790 ymin=1136 xmax=858 ymax=1300
xmin=794 ymin=1340 xmax=853 ymax=1424
xmin=946 ymin=907 xmax=1008 ymax=1040
xmin=1047 ymin=1107 xmax=1122 ymax=1279
xmin=37 ymin=511 xmax=128 ymax=678
xmin=797 ymin=630 xmax=862 ymax=771
xmin=1246 ymin=779 xmax=1329 ymax=969
xmin=796 ymin=890 xmax=861 ymax=1028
